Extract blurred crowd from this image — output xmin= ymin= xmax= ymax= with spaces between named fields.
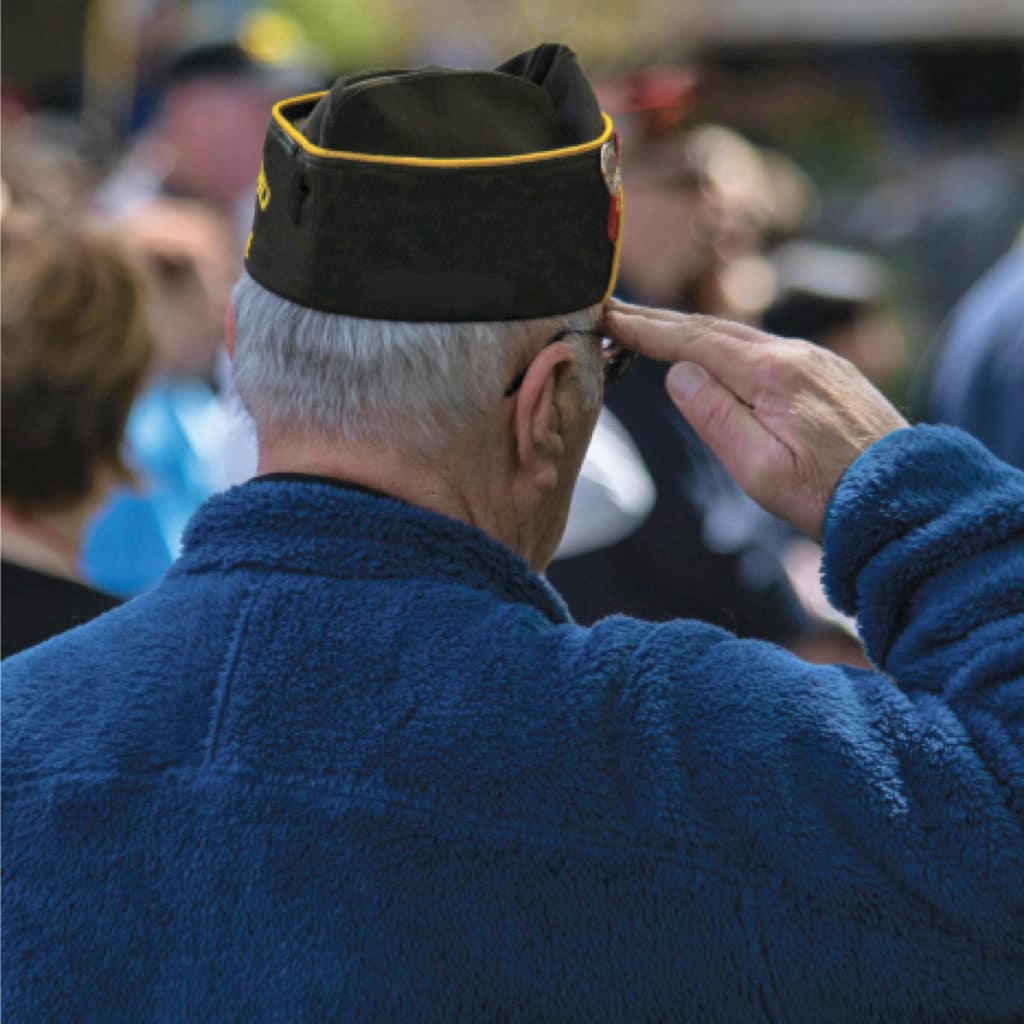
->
xmin=2 ymin=9 xmax=1022 ymax=660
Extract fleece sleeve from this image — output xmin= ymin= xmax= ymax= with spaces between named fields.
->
xmin=822 ymin=424 xmax=1024 ymax=688
xmin=622 ymin=426 xmax=1024 ymax=963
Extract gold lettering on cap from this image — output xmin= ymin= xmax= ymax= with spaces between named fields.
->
xmin=257 ymin=165 xmax=271 ymax=211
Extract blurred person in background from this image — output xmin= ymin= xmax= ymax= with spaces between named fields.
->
xmin=763 ymin=240 xmax=908 ymax=391
xmin=4 ymin=47 xmax=1023 ymax=1021
xmin=99 ymin=40 xmax=316 ymax=246
xmin=923 ymin=237 xmax=1024 ymax=469
xmin=1 ymin=206 xmax=153 ymax=657
xmin=0 ymin=130 xmax=96 ymax=216
xmin=119 ymin=198 xmax=238 ymax=383
xmin=81 ymin=196 xmax=255 ymax=596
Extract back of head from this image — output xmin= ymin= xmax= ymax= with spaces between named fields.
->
xmin=1 ymin=208 xmax=154 ymax=513
xmin=232 ymin=44 xmax=622 ymax=453
xmin=231 ymin=273 xmax=602 ymax=454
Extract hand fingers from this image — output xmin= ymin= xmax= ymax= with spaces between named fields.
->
xmin=665 ymin=361 xmax=788 ymax=497
xmin=604 ymin=308 xmax=764 ymax=405
xmin=604 ymin=298 xmax=768 ymax=345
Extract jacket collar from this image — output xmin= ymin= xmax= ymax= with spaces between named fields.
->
xmin=172 ymin=473 xmax=571 ymax=624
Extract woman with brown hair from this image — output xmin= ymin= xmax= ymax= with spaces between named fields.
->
xmin=1 ymin=206 xmax=154 ymax=656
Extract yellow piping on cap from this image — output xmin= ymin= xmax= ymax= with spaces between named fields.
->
xmin=603 ymin=190 xmax=625 ymax=302
xmin=271 ymin=91 xmax=615 ymax=167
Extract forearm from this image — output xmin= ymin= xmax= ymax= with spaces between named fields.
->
xmin=822 ymin=424 xmax=1024 ymax=687
xmin=627 ymin=429 xmax=1023 ymax=930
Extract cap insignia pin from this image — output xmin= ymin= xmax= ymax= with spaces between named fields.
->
xmin=600 ymin=138 xmax=622 ymax=197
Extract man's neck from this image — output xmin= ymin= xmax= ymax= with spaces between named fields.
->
xmin=256 ymin=431 xmax=502 ymax=545
xmin=254 ymin=420 xmax=556 ymax=568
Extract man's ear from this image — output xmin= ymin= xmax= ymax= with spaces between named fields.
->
xmin=224 ymin=302 xmax=237 ymax=359
xmin=513 ymin=341 xmax=577 ymax=492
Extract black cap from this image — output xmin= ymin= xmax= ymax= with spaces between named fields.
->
xmin=243 ymin=44 xmax=623 ymax=321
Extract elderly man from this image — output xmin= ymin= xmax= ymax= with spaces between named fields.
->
xmin=4 ymin=45 xmax=1023 ymax=1022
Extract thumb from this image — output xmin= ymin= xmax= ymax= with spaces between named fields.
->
xmin=666 ymin=361 xmax=777 ymax=496
xmin=666 ymin=362 xmax=711 ymax=404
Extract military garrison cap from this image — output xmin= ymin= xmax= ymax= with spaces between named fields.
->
xmin=244 ymin=43 xmax=623 ymax=321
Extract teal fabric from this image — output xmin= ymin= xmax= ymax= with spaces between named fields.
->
xmin=82 ymin=380 xmax=231 ymax=597
xmin=4 ymin=425 xmax=1023 ymax=1020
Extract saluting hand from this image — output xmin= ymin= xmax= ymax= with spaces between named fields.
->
xmin=603 ymin=300 xmax=909 ymax=539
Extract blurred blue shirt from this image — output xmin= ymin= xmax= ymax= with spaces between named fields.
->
xmin=82 ymin=379 xmax=253 ymax=596
xmin=928 ymin=243 xmax=1024 ymax=468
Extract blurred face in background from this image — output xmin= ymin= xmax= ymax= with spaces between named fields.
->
xmin=619 ymin=173 xmax=724 ymax=308
xmin=162 ymin=78 xmax=273 ymax=206
xmin=618 ymin=126 xmax=814 ymax=319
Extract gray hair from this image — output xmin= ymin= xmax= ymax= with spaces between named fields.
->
xmin=231 ymin=272 xmax=603 ymax=453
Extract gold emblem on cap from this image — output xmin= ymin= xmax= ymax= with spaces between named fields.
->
xmin=257 ymin=165 xmax=271 ymax=211
xmin=600 ymin=140 xmax=622 ymax=196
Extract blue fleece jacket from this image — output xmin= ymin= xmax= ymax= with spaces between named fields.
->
xmin=3 ymin=425 xmax=1023 ymax=1021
